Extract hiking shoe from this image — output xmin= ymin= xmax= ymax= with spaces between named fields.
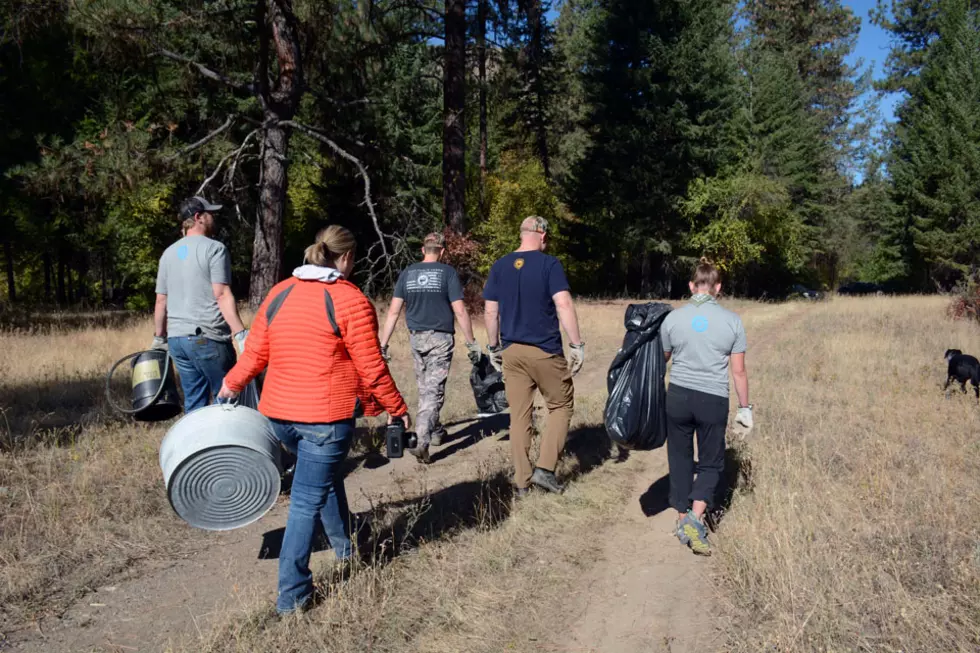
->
xmin=679 ymin=511 xmax=711 ymax=556
xmin=429 ymin=434 xmax=443 ymax=447
xmin=674 ymin=517 xmax=691 ymax=546
xmin=407 ymin=445 xmax=431 ymax=464
xmin=530 ymin=467 xmax=565 ymax=494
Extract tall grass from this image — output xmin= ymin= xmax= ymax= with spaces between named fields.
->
xmin=718 ymin=296 xmax=980 ymax=651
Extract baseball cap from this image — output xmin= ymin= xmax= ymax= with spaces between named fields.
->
xmin=179 ymin=195 xmax=223 ymax=221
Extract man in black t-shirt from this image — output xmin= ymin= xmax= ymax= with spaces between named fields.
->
xmin=380 ymin=233 xmax=481 ymax=461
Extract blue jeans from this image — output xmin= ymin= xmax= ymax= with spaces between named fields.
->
xmin=167 ymin=336 xmax=236 ymax=413
xmin=271 ymin=419 xmax=355 ymax=614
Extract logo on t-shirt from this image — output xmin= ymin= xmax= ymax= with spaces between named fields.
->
xmin=514 ymin=258 xmax=525 ymax=270
xmin=177 ymin=245 xmax=189 ymax=261
xmin=406 ymin=268 xmax=444 ymax=293
xmin=692 ymin=316 xmax=709 ymax=333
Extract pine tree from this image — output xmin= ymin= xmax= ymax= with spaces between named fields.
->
xmin=887 ymin=0 xmax=980 ymax=290
xmin=568 ymin=0 xmax=737 ymax=295
xmin=872 ymin=0 xmax=980 ymax=94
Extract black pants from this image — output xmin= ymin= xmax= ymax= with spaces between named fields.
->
xmin=666 ymin=384 xmax=729 ymax=513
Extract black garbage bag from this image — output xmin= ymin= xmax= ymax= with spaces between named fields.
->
xmin=604 ymin=302 xmax=673 ymax=450
xmin=470 ymin=353 xmax=509 ymax=415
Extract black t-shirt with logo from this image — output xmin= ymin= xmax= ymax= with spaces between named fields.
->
xmin=393 ymin=262 xmax=464 ymax=333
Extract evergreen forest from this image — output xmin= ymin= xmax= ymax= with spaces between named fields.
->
xmin=2 ymin=0 xmax=979 ymax=307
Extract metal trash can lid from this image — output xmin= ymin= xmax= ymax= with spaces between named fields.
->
xmin=160 ymin=403 xmax=282 ymax=531
xmin=168 ymin=445 xmax=281 ymax=531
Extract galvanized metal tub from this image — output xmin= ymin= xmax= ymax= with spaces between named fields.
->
xmin=159 ymin=403 xmax=282 ymax=531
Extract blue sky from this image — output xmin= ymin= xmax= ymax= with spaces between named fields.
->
xmin=844 ymin=0 xmax=901 ymax=124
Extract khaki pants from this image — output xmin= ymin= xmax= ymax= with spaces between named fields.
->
xmin=502 ymin=344 xmax=575 ymax=488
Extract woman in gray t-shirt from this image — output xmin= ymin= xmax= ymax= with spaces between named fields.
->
xmin=660 ymin=258 xmax=753 ymax=555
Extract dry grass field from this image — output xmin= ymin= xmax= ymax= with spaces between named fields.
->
xmin=717 ymin=296 xmax=980 ymax=652
xmin=1 ymin=296 xmax=978 ymax=652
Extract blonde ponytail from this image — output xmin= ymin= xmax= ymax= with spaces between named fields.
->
xmin=304 ymin=225 xmax=356 ymax=268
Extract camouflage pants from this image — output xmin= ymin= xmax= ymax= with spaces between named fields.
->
xmin=410 ymin=331 xmax=454 ymax=448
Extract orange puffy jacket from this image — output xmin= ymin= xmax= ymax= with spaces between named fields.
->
xmin=223 ymin=276 xmax=407 ymax=423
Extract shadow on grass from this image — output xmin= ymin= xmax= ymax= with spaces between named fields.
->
xmin=706 ymin=444 xmax=753 ymax=531
xmin=258 ymin=471 xmax=515 ymax=562
xmin=430 ymin=413 xmax=510 ymax=463
xmin=637 ymin=444 xmax=754 ymax=530
xmin=0 ymin=374 xmax=141 ymax=450
xmin=258 ymin=420 xmax=620 ymax=602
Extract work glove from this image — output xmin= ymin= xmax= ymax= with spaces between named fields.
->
xmin=233 ymin=329 xmax=249 ymax=355
xmin=466 ymin=341 xmax=482 ymax=365
xmin=735 ymin=405 xmax=754 ymax=432
xmin=150 ymin=336 xmax=167 ymax=351
xmin=381 ymin=344 xmax=391 ymax=363
xmin=487 ymin=344 xmax=503 ymax=373
xmin=568 ymin=342 xmax=586 ymax=377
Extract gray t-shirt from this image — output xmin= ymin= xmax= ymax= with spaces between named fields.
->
xmin=660 ymin=296 xmax=746 ymax=398
xmin=155 ymin=235 xmax=232 ymax=341
xmin=393 ymin=262 xmax=464 ymax=333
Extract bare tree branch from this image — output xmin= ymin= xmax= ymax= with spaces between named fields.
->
xmin=166 ymin=115 xmax=236 ymax=161
xmin=156 ymin=49 xmax=251 ymax=92
xmin=196 ymin=129 xmax=259 ymax=195
xmin=281 ymin=120 xmax=389 ymax=259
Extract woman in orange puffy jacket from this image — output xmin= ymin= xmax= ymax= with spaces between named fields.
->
xmin=218 ymin=225 xmax=409 ymax=615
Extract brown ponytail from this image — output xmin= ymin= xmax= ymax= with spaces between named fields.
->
xmin=692 ymin=256 xmax=720 ymax=289
xmin=304 ymin=225 xmax=356 ymax=268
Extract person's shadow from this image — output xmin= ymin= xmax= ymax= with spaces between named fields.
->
xmin=429 ymin=412 xmax=510 ymax=463
xmin=638 ymin=446 xmax=753 ymax=531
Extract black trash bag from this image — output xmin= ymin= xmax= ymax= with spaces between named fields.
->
xmin=604 ymin=302 xmax=673 ymax=450
xmin=470 ymin=352 xmax=509 ymax=415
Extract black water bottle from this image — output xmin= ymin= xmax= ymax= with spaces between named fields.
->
xmin=386 ymin=422 xmax=405 ymax=458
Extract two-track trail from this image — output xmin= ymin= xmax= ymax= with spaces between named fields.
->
xmin=6 ymin=300 xmax=811 ymax=653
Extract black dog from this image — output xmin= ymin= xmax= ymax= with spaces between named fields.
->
xmin=944 ymin=349 xmax=980 ymax=402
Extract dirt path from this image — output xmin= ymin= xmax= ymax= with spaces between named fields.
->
xmin=4 ymin=300 xmax=809 ymax=653
xmin=558 ymin=301 xmax=809 ymax=653
xmin=6 ymin=415 xmax=518 ymax=653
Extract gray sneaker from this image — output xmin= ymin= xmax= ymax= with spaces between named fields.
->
xmin=674 ymin=517 xmax=691 ymax=546
xmin=678 ymin=511 xmax=711 ymax=555
xmin=530 ymin=467 xmax=565 ymax=494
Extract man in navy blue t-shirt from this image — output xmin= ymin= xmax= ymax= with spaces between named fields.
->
xmin=483 ymin=216 xmax=585 ymax=495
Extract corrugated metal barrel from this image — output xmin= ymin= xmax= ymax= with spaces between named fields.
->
xmin=159 ymin=404 xmax=282 ymax=531
xmin=130 ymin=350 xmax=181 ymax=422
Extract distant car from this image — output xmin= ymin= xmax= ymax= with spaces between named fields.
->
xmin=837 ymin=281 xmax=884 ymax=296
xmin=790 ymin=284 xmax=824 ymax=300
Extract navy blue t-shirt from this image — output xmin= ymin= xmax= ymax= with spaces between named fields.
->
xmin=482 ymin=251 xmax=570 ymax=355
xmin=393 ymin=262 xmax=464 ymax=333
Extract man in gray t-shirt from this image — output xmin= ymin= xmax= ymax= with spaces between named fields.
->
xmin=152 ymin=196 xmax=246 ymax=412
xmin=379 ymin=232 xmax=481 ymax=459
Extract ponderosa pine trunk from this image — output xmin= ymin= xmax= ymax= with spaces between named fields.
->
xmin=478 ymin=0 xmax=488 ymax=213
xmin=3 ymin=238 xmax=15 ymax=303
xmin=443 ymin=0 xmax=466 ymax=233
xmin=248 ymin=0 xmax=302 ymax=307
